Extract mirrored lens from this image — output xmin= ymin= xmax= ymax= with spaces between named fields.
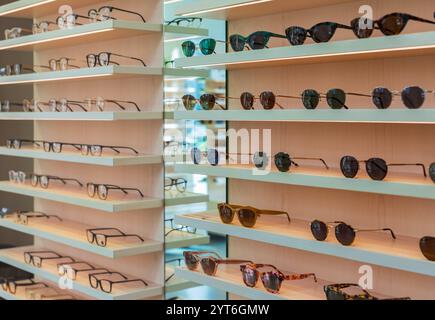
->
xmin=401 ymin=86 xmax=425 ymax=109
xmin=340 ymin=155 xmax=359 ymax=178
xmin=335 ymin=223 xmax=356 ymax=246
xmin=302 ymin=89 xmax=320 ymax=109
xmin=310 ymin=220 xmax=328 ymax=241
xmin=366 ymin=157 xmax=388 ymax=181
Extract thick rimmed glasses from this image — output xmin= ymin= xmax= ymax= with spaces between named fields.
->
xmin=57 ymin=261 xmax=108 ymax=280
xmin=88 ymin=6 xmax=146 ymax=23
xmin=86 ymin=228 xmax=144 ymax=247
xmin=6 ymin=138 xmax=40 ymax=149
xmin=87 ymin=183 xmax=144 ymax=200
xmin=80 ymin=144 xmax=139 ymax=156
xmin=30 ymin=174 xmax=83 ymax=189
xmin=165 ymin=177 xmax=187 ymax=193
xmin=84 ymin=97 xmax=141 ymax=112
xmin=43 ymin=141 xmax=81 ymax=153
xmin=230 ymin=31 xmax=287 ymax=52
xmin=89 ymin=271 xmax=148 ymax=293
xmin=165 ymin=218 xmax=197 ymax=237
xmin=2 ymin=279 xmax=48 ymax=295
xmin=24 ymin=251 xmax=75 ymax=268
xmin=86 ymin=52 xmax=147 ymax=67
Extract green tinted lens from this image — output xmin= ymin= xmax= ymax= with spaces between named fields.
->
xmin=199 ymin=38 xmax=216 ymax=55
xmin=327 ymin=89 xmax=346 ymax=109
xmin=181 ymin=41 xmax=196 ymax=57
xmin=302 ymin=89 xmax=320 ymax=109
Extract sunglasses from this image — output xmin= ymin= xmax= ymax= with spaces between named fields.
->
xmin=86 ymin=52 xmax=146 ymax=67
xmin=229 ymin=31 xmax=287 ymax=52
xmin=24 ymin=251 xmax=75 ymax=268
xmin=184 ymin=251 xmax=252 ymax=276
xmin=166 ymin=17 xmax=202 ymax=27
xmin=88 ymin=6 xmax=146 ymax=23
xmin=420 ymin=236 xmax=435 ymax=261
xmin=310 ymin=220 xmax=396 ymax=246
xmin=87 ymin=183 xmax=144 ymax=200
xmin=35 ymin=57 xmax=79 ymax=72
xmin=285 ymin=22 xmax=352 ymax=46
xmin=165 ymin=177 xmax=187 ymax=193
xmin=182 ymin=94 xmax=226 ymax=110
xmin=89 ymin=271 xmax=147 ymax=294
xmin=350 ymin=12 xmax=435 ymax=39
xmin=6 ymin=138 xmax=40 ymax=149
xmin=371 ymin=86 xmax=434 ymax=109
xmin=32 ymin=21 xmax=56 ymax=34
xmin=4 ymin=27 xmax=32 ymax=40
xmin=191 ymin=148 xmax=266 ymax=169
xmin=181 ymin=39 xmax=225 ymax=57
xmin=324 ymin=283 xmax=410 ymax=300
xmin=86 ymin=228 xmax=144 ymax=247
xmin=30 ymin=174 xmax=83 ymax=189
xmin=217 ymin=203 xmax=290 ymax=228
xmin=80 ymin=144 xmax=139 ymax=156
xmin=274 ymin=152 xmax=329 ymax=172
xmin=165 ymin=218 xmax=197 ymax=237
xmin=340 ymin=156 xmax=427 ymax=181
xmin=240 ymin=264 xmax=317 ymax=294
xmin=0 ymin=64 xmax=34 ymax=76
xmin=2 ymin=279 xmax=48 ymax=295
xmin=84 ymin=97 xmax=141 ymax=112
xmin=57 ymin=261 xmax=108 ymax=280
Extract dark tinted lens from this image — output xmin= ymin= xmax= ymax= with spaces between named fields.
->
xmin=199 ymin=94 xmax=216 ymax=110
xmin=327 ymin=88 xmax=346 ymax=109
xmin=420 ymin=237 xmax=435 ymax=261
xmin=401 ymin=86 xmax=425 ymax=109
xmin=335 ymin=223 xmax=356 ymax=246
xmin=248 ymin=32 xmax=269 ymax=50
xmin=340 ymin=156 xmax=359 ymax=178
xmin=183 ymin=252 xmax=199 ymax=271
xmin=229 ymin=34 xmax=246 ymax=52
xmin=261 ymin=272 xmax=281 ymax=293
xmin=253 ymin=151 xmax=268 ymax=170
xmin=350 ymin=18 xmax=374 ymax=38
xmin=182 ymin=94 xmax=196 ymax=110
xmin=372 ymin=87 xmax=392 ymax=109
xmin=181 ymin=41 xmax=196 ymax=57
xmin=311 ymin=23 xmax=336 ymax=43
xmin=237 ymin=209 xmax=257 ymax=228
xmin=199 ymin=38 xmax=216 ymax=55
xmin=379 ymin=13 xmax=406 ymax=36
xmin=259 ymin=91 xmax=276 ymax=110
xmin=310 ymin=220 xmax=328 ymax=241
xmin=207 ymin=148 xmax=219 ymax=166
xmin=191 ymin=147 xmax=202 ymax=164
xmin=324 ymin=286 xmax=346 ymax=300
xmin=429 ymin=163 xmax=435 ymax=183
xmin=302 ymin=89 xmax=320 ymax=109
xmin=285 ymin=26 xmax=307 ymax=45
xmin=240 ymin=92 xmax=255 ymax=110
xmin=200 ymin=257 xmax=217 ymax=276
xmin=274 ymin=152 xmax=292 ymax=172
xmin=218 ymin=204 xmax=234 ymax=224
xmin=241 ymin=266 xmax=258 ymax=287
xmin=366 ymin=158 xmax=388 ymax=181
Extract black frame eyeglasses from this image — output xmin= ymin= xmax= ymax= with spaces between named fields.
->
xmin=165 ymin=177 xmax=187 ymax=193
xmin=24 ymin=251 xmax=75 ymax=268
xmin=274 ymin=152 xmax=330 ymax=172
xmin=340 ymin=156 xmax=427 ymax=181
xmin=84 ymin=97 xmax=141 ymax=112
xmin=165 ymin=218 xmax=197 ymax=237
xmin=89 ymin=271 xmax=148 ymax=294
xmin=80 ymin=144 xmax=139 ymax=156
xmin=2 ymin=278 xmax=48 ymax=295
xmin=88 ymin=6 xmax=146 ymax=23
xmin=57 ymin=261 xmax=109 ymax=280
xmin=166 ymin=17 xmax=202 ymax=27
xmin=86 ymin=52 xmax=147 ymax=67
xmin=87 ymin=183 xmax=144 ymax=200
xmin=42 ymin=141 xmax=81 ymax=153
xmin=285 ymin=22 xmax=352 ymax=45
xmin=30 ymin=174 xmax=84 ymax=189
xmin=86 ymin=228 xmax=144 ymax=247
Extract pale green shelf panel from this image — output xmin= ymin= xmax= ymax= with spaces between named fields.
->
xmin=165 ymin=229 xmax=210 ymax=250
xmin=173 ymin=109 xmax=435 ymax=124
xmin=0 ymin=246 xmax=162 ymax=300
xmin=0 ymin=218 xmax=163 ymax=259
xmin=165 ymin=191 xmax=209 ymax=206
xmin=174 ymin=31 xmax=435 ymax=69
xmin=0 ymin=181 xmax=163 ymax=213
xmin=164 ymin=68 xmax=209 ymax=79
xmin=174 ymin=164 xmax=435 ymax=200
xmin=164 ymin=25 xmax=208 ymax=42
xmin=0 ymin=111 xmax=163 ymax=121
xmin=0 ymin=147 xmax=163 ymax=167
xmin=165 ymin=266 xmax=200 ymax=293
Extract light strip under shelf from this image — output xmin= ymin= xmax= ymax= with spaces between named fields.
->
xmin=180 ymin=0 xmax=272 ymax=16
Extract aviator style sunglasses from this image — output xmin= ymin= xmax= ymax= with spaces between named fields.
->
xmin=89 ymin=271 xmax=147 ymax=294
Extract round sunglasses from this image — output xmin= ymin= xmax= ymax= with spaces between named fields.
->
xmin=371 ymin=86 xmax=434 ymax=109
xmin=310 ymin=220 xmax=396 ymax=246
xmin=340 ymin=156 xmax=427 ymax=181
xmin=274 ymin=152 xmax=329 ymax=172
xmin=229 ymin=31 xmax=287 ymax=52
xmin=420 ymin=236 xmax=435 ymax=261
xmin=181 ymin=94 xmax=225 ymax=110
xmin=183 ymin=251 xmax=252 ymax=276
xmin=285 ymin=22 xmax=352 ymax=46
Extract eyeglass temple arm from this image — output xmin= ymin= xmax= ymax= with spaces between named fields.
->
xmin=104 ymin=233 xmax=145 ymax=242
xmin=66 ymin=101 xmax=88 ymax=112
xmin=109 ymin=7 xmax=146 ymax=23
xmin=113 ymin=278 xmax=148 ymax=287
xmin=259 ymin=210 xmax=291 ymax=222
xmin=269 ymin=32 xmax=288 ymax=39
xmin=407 ymin=14 xmax=435 ymax=25
xmin=166 ymin=258 xmax=182 ymax=265
xmin=56 ymin=177 xmax=84 ymax=187
xmin=121 ymin=187 xmax=144 ymax=197
xmin=355 ymin=227 xmax=396 ymax=239
xmin=91 ymin=271 xmax=128 ymax=280
xmin=387 ymin=163 xmax=427 ymax=177
xmin=336 ymin=23 xmax=353 ymax=30
xmin=110 ymin=53 xmax=147 ymax=66
xmin=106 ymin=99 xmax=141 ymax=111
xmin=106 ymin=146 xmax=139 ymax=154
xmin=284 ymin=272 xmax=318 ymax=282
xmin=216 ymin=259 xmax=254 ymax=265
xmin=292 ymin=157 xmax=330 ymax=169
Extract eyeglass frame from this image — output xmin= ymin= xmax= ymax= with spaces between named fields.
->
xmin=86 ymin=228 xmax=144 ymax=247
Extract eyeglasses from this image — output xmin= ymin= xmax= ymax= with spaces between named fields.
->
xmin=87 ymin=183 xmax=144 ymax=200
xmin=26 ymin=287 xmax=76 ymax=300
xmin=80 ymin=144 xmax=139 ymax=156
xmin=285 ymin=22 xmax=352 ymax=46
xmin=181 ymin=94 xmax=226 ymax=110
xmin=88 ymin=6 xmax=146 ymax=23
xmin=86 ymin=52 xmax=146 ymax=67
xmin=340 ymin=156 xmax=427 ymax=181
xmin=57 ymin=261 xmax=108 ymax=280
xmin=274 ymin=152 xmax=330 ymax=172
xmin=0 ymin=209 xmax=62 ymax=225
xmin=324 ymin=283 xmax=410 ymax=300
xmin=165 ymin=218 xmax=197 ymax=237
xmin=240 ymin=264 xmax=317 ymax=294
xmin=42 ymin=141 xmax=81 ymax=153
xmin=0 ymin=100 xmax=22 ymax=112
xmin=86 ymin=228 xmax=144 ymax=247
xmin=56 ymin=13 xmax=88 ymax=29
xmin=310 ymin=220 xmax=396 ymax=246
xmin=24 ymin=251 xmax=75 ymax=268
xmin=45 ymin=98 xmax=88 ymax=112
xmin=30 ymin=174 xmax=83 ymax=189
xmin=2 ymin=279 xmax=48 ymax=295
xmin=351 ymin=12 xmax=435 ymax=39
xmin=166 ymin=17 xmax=202 ymax=27
xmin=32 ymin=21 xmax=56 ymax=34
xmin=191 ymin=147 xmax=263 ymax=168
xmin=0 ymin=64 xmax=34 ymax=76
xmin=165 ymin=177 xmax=187 ymax=193
xmin=4 ymin=27 xmax=32 ymax=39
xmin=229 ymin=31 xmax=287 ymax=52
xmin=8 ymin=170 xmax=28 ymax=184
xmin=420 ymin=236 xmax=435 ymax=261
xmin=6 ymin=138 xmax=40 ymax=149
xmin=217 ymin=203 xmax=291 ymax=228
xmin=84 ymin=97 xmax=141 ymax=112
xmin=181 ymin=39 xmax=225 ymax=57
xmin=371 ymin=86 xmax=434 ymax=109
xmin=45 ymin=57 xmax=80 ymax=71
xmin=89 ymin=271 xmax=148 ymax=294
xmin=183 ymin=251 xmax=252 ymax=276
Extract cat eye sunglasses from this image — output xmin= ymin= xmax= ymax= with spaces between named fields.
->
xmin=229 ymin=31 xmax=287 ymax=52
xmin=285 ymin=22 xmax=352 ymax=45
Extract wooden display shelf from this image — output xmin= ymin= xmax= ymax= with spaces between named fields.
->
xmin=175 ymin=0 xmax=357 ymax=20
xmin=174 ymin=164 xmax=435 ymax=200
xmin=174 ymin=31 xmax=435 ymax=70
xmin=175 ymin=266 xmax=326 ymax=300
xmin=0 ymin=181 xmax=162 ymax=213
xmin=165 ymin=191 xmax=209 ymax=206
xmin=175 ymin=212 xmax=435 ymax=277
xmin=0 ymin=147 xmax=162 ymax=167
xmin=0 ymin=20 xmax=163 ymax=52
xmin=165 ymin=229 xmax=210 ymax=249
xmin=0 ymin=246 xmax=162 ymax=300
xmin=0 ymin=111 xmax=163 ymax=121
xmin=0 ymin=217 xmax=162 ymax=258
xmin=173 ymin=109 xmax=435 ymax=124
xmin=165 ymin=266 xmax=199 ymax=293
